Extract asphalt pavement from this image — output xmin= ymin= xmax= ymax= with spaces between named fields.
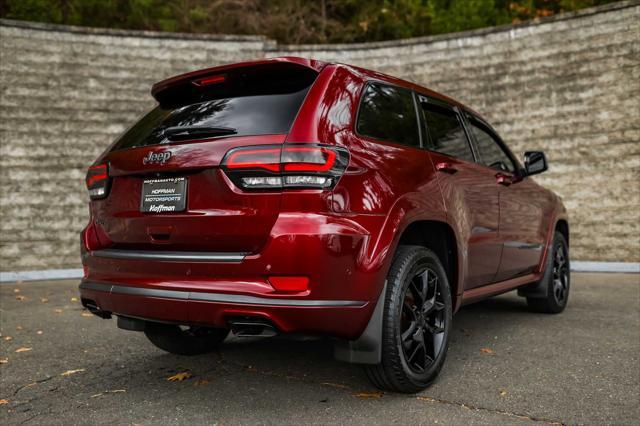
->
xmin=1 ymin=272 xmax=638 ymax=425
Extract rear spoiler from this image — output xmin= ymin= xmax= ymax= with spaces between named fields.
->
xmin=151 ymin=57 xmax=327 ymax=106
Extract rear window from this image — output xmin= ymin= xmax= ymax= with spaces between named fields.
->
xmin=111 ymin=63 xmax=317 ymax=151
xmin=356 ymin=83 xmax=420 ymax=148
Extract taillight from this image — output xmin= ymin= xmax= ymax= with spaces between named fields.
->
xmin=192 ymin=73 xmax=227 ymax=87
xmin=221 ymin=144 xmax=349 ymax=190
xmin=86 ymin=164 xmax=110 ymax=200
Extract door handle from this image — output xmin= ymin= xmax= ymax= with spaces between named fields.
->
xmin=495 ymin=173 xmax=513 ymax=186
xmin=435 ymin=162 xmax=458 ymax=174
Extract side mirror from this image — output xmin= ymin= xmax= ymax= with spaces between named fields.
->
xmin=523 ymin=151 xmax=548 ymax=176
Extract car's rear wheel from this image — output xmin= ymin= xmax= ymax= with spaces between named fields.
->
xmin=144 ymin=322 xmax=229 ymax=355
xmin=365 ymin=245 xmax=452 ymax=393
xmin=526 ymin=232 xmax=570 ymax=314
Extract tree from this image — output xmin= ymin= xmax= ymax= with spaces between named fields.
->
xmin=0 ymin=0 xmax=619 ymax=44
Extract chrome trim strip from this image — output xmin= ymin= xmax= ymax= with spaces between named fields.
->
xmin=504 ymin=241 xmax=543 ymax=251
xmin=91 ymin=249 xmax=245 ymax=263
xmin=79 ymin=281 xmax=366 ymax=308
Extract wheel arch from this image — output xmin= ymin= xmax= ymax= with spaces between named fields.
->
xmin=334 ymin=218 xmax=461 ymax=365
xmin=396 ymin=220 xmax=460 ymax=311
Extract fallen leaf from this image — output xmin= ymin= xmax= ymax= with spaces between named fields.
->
xmin=41 ymin=298 xmax=49 ymax=303
xmin=167 ymin=372 xmax=192 ymax=381
xmin=417 ymin=396 xmax=436 ymax=402
xmin=353 ymin=391 xmax=383 ymax=399
xmin=0 ymin=399 xmax=8 ymax=405
xmin=71 ymin=297 xmax=78 ymax=302
xmin=54 ymin=309 xmax=63 ymax=314
xmin=194 ymin=379 xmax=210 ymax=386
xmin=500 ymin=390 xmax=507 ymax=396
xmin=15 ymin=347 xmax=32 ymax=353
xmin=81 ymin=312 xmax=93 ymax=317
xmin=4 ymin=336 xmax=12 ymax=341
xmin=61 ymin=369 xmax=85 ymax=377
xmin=37 ymin=330 xmax=43 ymax=335
xmin=0 ymin=357 xmax=8 ymax=364
xmin=480 ymin=348 xmax=494 ymax=354
xmin=16 ymin=295 xmax=27 ymax=301
xmin=13 ymin=288 xmax=20 ymax=293
xmin=322 ymin=382 xmax=350 ymax=390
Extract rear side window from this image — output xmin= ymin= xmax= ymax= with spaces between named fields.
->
xmin=468 ymin=119 xmax=516 ymax=173
xmin=111 ymin=64 xmax=317 ymax=151
xmin=356 ymin=83 xmax=420 ymax=148
xmin=422 ymin=104 xmax=474 ymax=163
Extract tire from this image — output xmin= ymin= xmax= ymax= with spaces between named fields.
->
xmin=365 ymin=245 xmax=453 ymax=393
xmin=526 ymin=232 xmax=570 ymax=314
xmin=144 ymin=322 xmax=229 ymax=356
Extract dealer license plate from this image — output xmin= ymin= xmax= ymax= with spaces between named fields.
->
xmin=140 ymin=177 xmax=187 ymax=213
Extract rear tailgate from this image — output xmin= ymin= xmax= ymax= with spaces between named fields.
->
xmin=90 ymin=61 xmax=320 ymax=254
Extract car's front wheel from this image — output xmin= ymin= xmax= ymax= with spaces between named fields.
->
xmin=144 ymin=322 xmax=229 ymax=355
xmin=365 ymin=245 xmax=453 ymax=393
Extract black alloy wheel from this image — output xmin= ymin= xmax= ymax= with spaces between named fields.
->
xmin=400 ymin=267 xmax=446 ymax=374
xmin=365 ymin=245 xmax=452 ymax=393
xmin=552 ymin=242 xmax=569 ymax=305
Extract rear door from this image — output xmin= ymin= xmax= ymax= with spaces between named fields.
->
xmin=419 ymin=98 xmax=502 ymax=289
xmin=91 ymin=62 xmax=319 ymax=254
xmin=465 ymin=114 xmax=545 ymax=280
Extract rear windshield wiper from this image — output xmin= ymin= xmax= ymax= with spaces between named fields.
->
xmin=163 ymin=125 xmax=237 ymax=141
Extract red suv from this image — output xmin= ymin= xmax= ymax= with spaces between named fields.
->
xmin=79 ymin=57 xmax=570 ymax=393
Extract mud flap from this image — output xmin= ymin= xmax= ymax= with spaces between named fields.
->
xmin=333 ymin=281 xmax=386 ymax=365
xmin=518 ymin=244 xmax=552 ymax=299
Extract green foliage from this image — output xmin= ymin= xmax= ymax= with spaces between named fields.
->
xmin=0 ymin=0 xmax=620 ymax=43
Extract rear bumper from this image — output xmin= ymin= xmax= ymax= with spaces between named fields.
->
xmin=79 ymin=281 xmax=371 ymax=339
xmin=80 ymin=212 xmax=389 ymax=339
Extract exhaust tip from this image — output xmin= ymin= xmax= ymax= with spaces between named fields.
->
xmin=228 ymin=318 xmax=278 ymax=337
xmin=81 ymin=298 xmax=112 ymax=319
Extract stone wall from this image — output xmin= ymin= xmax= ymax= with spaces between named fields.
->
xmin=1 ymin=1 xmax=638 ymax=271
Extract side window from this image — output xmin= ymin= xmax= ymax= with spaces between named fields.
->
xmin=422 ymin=103 xmax=474 ymax=162
xmin=468 ymin=120 xmax=515 ymax=173
xmin=356 ymin=83 xmax=420 ymax=148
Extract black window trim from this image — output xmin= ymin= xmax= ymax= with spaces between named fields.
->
xmin=354 ymin=82 xmax=519 ymax=175
xmin=416 ymin=93 xmax=478 ymax=164
xmin=354 ymin=80 xmax=424 ymax=150
xmin=463 ymin=111 xmax=521 ymax=176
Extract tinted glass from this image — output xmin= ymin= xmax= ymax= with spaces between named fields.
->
xmin=111 ymin=64 xmax=318 ymax=152
xmin=112 ymin=89 xmax=310 ymax=151
xmin=422 ymin=104 xmax=474 ymax=162
xmin=469 ymin=120 xmax=515 ymax=173
xmin=356 ymin=83 xmax=419 ymax=147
